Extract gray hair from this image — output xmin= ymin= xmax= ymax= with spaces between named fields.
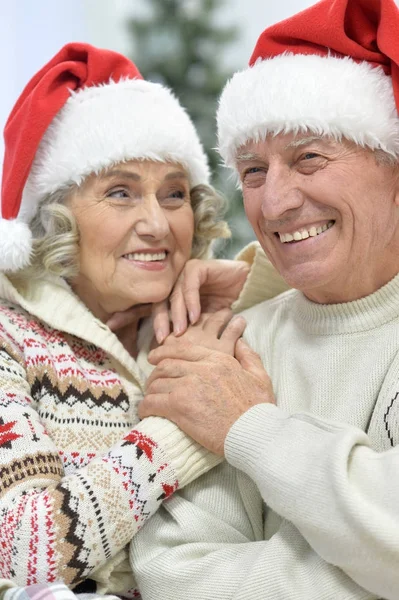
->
xmin=18 ymin=179 xmax=230 ymax=280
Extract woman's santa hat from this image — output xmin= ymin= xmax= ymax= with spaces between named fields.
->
xmin=217 ymin=0 xmax=399 ymax=168
xmin=0 ymin=43 xmax=209 ymax=272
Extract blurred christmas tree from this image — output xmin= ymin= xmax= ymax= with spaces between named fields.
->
xmin=127 ymin=0 xmax=255 ymax=256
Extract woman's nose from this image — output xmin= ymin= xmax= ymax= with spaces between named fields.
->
xmin=134 ymin=196 xmax=170 ymax=240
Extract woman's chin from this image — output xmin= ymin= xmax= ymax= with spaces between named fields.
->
xmin=121 ymin=286 xmax=173 ymax=308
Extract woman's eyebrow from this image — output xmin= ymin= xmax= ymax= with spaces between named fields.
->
xmin=100 ymin=170 xmax=188 ymax=182
xmin=101 ymin=170 xmax=141 ymax=181
xmin=164 ymin=171 xmax=188 ymax=181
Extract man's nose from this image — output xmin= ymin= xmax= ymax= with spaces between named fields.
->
xmin=134 ymin=196 xmax=170 ymax=240
xmin=259 ymin=164 xmax=304 ymax=221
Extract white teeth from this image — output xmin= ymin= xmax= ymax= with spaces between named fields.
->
xmin=278 ymin=221 xmax=334 ymax=243
xmin=124 ymin=251 xmax=167 ymax=261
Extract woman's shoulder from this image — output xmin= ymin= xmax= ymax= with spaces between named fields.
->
xmin=0 ymin=297 xmax=37 ymax=328
xmin=0 ymin=297 xmax=43 ymax=355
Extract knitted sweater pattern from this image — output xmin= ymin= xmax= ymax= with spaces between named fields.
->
xmin=0 ymin=274 xmax=219 ymax=595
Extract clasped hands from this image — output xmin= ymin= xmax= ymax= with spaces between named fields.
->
xmin=139 ymin=310 xmax=275 ymax=455
xmin=107 ymin=258 xmax=275 ymax=455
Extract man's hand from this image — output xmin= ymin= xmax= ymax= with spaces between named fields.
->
xmin=139 ymin=339 xmax=275 ymax=455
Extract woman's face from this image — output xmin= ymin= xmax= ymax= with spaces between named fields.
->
xmin=69 ymin=160 xmax=194 ymax=321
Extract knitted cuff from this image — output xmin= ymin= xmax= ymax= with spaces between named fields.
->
xmin=232 ymin=242 xmax=290 ymax=313
xmin=137 ymin=416 xmax=222 ymax=489
xmin=224 ymin=403 xmax=285 ymax=474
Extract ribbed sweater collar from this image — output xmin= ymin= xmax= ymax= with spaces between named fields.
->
xmin=292 ymin=271 xmax=399 ymax=335
xmin=0 ymin=273 xmax=146 ymax=387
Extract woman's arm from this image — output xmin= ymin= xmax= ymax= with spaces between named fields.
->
xmin=0 ymin=306 xmax=248 ymax=588
xmin=0 ymin=338 xmax=218 ymax=588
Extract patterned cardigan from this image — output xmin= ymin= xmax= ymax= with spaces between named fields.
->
xmin=0 ymin=272 xmax=221 ymax=596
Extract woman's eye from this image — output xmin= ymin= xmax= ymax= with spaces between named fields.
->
xmin=160 ymin=189 xmax=187 ymax=207
xmin=302 ymin=152 xmax=319 ymax=160
xmin=168 ymin=190 xmax=185 ymax=199
xmin=107 ymin=188 xmax=129 ymax=199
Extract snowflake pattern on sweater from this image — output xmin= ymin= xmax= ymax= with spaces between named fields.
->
xmin=0 ymin=300 xmax=178 ymax=590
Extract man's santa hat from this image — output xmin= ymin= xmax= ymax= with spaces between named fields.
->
xmin=217 ymin=0 xmax=399 ymax=168
xmin=0 ymin=43 xmax=209 ymax=272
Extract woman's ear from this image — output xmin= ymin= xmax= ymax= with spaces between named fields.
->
xmin=391 ymin=163 xmax=399 ymax=207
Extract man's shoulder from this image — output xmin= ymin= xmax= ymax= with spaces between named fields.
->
xmin=240 ymin=287 xmax=297 ymax=322
xmin=240 ymin=287 xmax=298 ymax=352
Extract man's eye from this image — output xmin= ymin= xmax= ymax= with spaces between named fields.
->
xmin=241 ymin=166 xmax=266 ymax=181
xmin=302 ymin=153 xmax=319 ymax=160
xmin=245 ymin=167 xmax=263 ymax=174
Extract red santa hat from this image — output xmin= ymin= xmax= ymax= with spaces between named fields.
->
xmin=0 ymin=43 xmax=209 ymax=272
xmin=217 ymin=0 xmax=399 ymax=168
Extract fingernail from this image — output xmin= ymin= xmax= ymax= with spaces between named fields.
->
xmin=189 ymin=311 xmax=198 ymax=324
xmin=174 ymin=322 xmax=184 ymax=336
xmin=232 ymin=315 xmax=245 ymax=324
xmin=156 ymin=329 xmax=166 ymax=344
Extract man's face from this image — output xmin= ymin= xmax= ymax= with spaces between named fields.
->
xmin=236 ymin=133 xmax=399 ymax=303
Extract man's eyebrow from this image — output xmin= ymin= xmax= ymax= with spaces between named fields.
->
xmin=236 ymin=136 xmax=329 ymax=162
xmin=283 ymin=135 xmax=326 ymax=150
xmin=236 ymin=151 xmax=264 ymax=162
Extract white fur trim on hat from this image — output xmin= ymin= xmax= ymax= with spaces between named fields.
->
xmin=20 ymin=78 xmax=210 ymax=224
xmin=217 ymin=53 xmax=399 ymax=168
xmin=0 ymin=219 xmax=32 ymax=272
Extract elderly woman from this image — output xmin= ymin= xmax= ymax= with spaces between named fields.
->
xmin=0 ymin=42 xmax=244 ymax=599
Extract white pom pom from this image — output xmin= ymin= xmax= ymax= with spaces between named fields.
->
xmin=0 ymin=219 xmax=33 ymax=271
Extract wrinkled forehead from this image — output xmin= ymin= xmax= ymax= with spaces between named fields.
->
xmin=235 ymin=133 xmax=345 ymax=162
xmin=80 ymin=159 xmax=190 ymax=188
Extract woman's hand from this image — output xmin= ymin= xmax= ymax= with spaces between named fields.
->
xmin=106 ymin=303 xmax=152 ymax=355
xmin=162 ymin=309 xmax=246 ymax=356
xmin=154 ymin=259 xmax=250 ymax=343
xmin=105 ymin=259 xmax=250 ymax=346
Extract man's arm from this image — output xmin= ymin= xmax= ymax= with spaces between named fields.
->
xmin=141 ymin=339 xmax=399 ymax=600
xmin=226 ymin=403 xmax=399 ymax=600
xmin=131 ymin=462 xmax=376 ymax=600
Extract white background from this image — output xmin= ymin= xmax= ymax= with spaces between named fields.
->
xmin=0 ymin=0 xmax=316 ymax=179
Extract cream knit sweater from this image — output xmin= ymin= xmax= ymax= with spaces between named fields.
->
xmin=131 ymin=242 xmax=399 ymax=600
xmin=0 ymin=272 xmax=222 ymax=596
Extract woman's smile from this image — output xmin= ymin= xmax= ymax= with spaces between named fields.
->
xmin=69 ymin=160 xmax=194 ymax=321
xmin=122 ymin=249 xmax=169 ymax=271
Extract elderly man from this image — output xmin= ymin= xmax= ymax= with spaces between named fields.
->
xmin=132 ymin=0 xmax=399 ymax=599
